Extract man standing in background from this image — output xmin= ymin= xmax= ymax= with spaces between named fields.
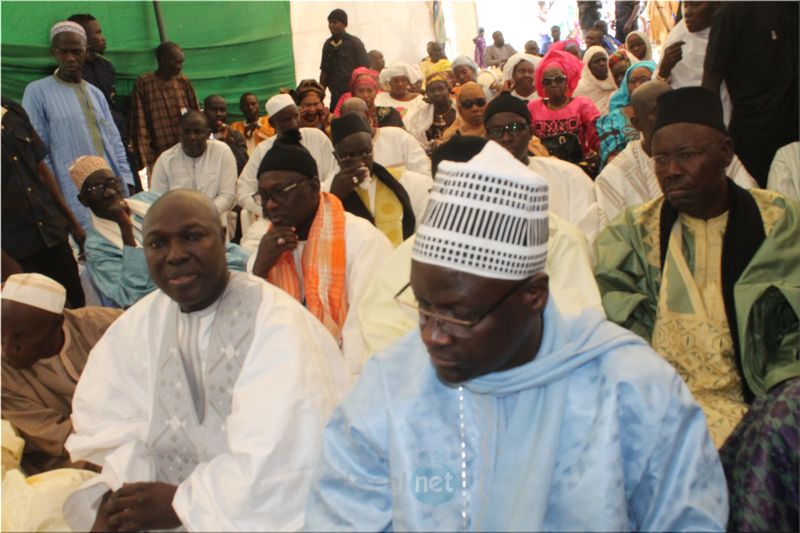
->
xmin=319 ymin=8 xmax=370 ymax=112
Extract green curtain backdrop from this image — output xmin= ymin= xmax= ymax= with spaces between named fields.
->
xmin=1 ymin=1 xmax=295 ymax=120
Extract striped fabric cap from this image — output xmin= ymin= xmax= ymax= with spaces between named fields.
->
xmin=412 ymin=140 xmax=548 ymax=280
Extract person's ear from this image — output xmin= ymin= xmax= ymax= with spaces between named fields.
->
xmin=523 ymin=272 xmax=549 ymax=314
xmin=77 ymin=192 xmax=88 ymax=207
xmin=310 ymin=178 xmax=321 ymax=195
xmin=720 ymin=136 xmax=735 ymax=168
xmin=630 ymin=114 xmax=641 ymax=132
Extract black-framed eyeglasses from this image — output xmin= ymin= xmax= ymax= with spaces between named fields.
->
xmin=333 ymin=147 xmax=373 ymax=165
xmin=486 ymin=122 xmax=529 ymax=140
xmin=393 ymin=277 xmax=531 ymax=336
xmin=83 ymin=178 xmax=120 ymax=199
xmin=460 ymin=97 xmax=486 ymax=110
xmin=542 ymin=76 xmax=567 ymax=86
xmin=254 ymin=178 xmax=310 ymax=206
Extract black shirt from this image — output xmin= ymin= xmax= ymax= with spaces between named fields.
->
xmin=704 ymin=2 xmax=799 ymax=142
xmin=320 ymin=32 xmax=370 ymax=96
xmin=82 ymin=55 xmax=127 ymax=142
xmin=1 ymin=97 xmax=68 ymax=259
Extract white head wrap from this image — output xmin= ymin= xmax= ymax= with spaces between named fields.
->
xmin=452 ymin=55 xmax=479 ymax=73
xmin=502 ymin=53 xmax=542 ymax=83
xmin=265 ymin=94 xmax=295 ymax=117
xmin=49 ymin=21 xmax=87 ymax=43
xmin=412 ymin=141 xmax=549 ymax=280
xmin=2 ymin=273 xmax=66 ymax=314
xmin=379 ymin=60 xmax=421 ymax=85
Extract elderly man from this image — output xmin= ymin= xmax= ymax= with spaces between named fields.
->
xmin=243 ymin=131 xmax=391 ymax=377
xmin=484 ymin=93 xmax=599 ymax=243
xmin=484 ymin=30 xmax=516 ymax=68
xmin=63 ymin=189 xmax=350 ymax=531
xmin=319 ymin=8 xmax=370 ymax=111
xmin=150 ymin=110 xmax=237 ymax=216
xmin=328 ymin=113 xmax=431 ymax=246
xmin=230 ymin=92 xmax=274 ymax=155
xmin=306 ymin=139 xmax=728 ymax=531
xmin=1 ymin=273 xmax=121 ymax=474
xmin=128 ymin=41 xmax=199 ymax=172
xmin=237 ymin=94 xmax=338 ymax=217
xmin=203 ymin=94 xmax=248 ymax=174
xmin=73 ymin=156 xmax=248 ymax=308
xmin=595 ymin=80 xmax=756 ymax=227
xmin=22 ymin=21 xmax=134 ymax=231
xmin=340 ymin=97 xmax=430 ymax=175
xmin=358 ymin=135 xmax=603 ymax=356
xmin=595 ymin=87 xmax=800 ymax=448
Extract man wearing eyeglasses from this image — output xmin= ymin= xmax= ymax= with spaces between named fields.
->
xmin=484 ymin=93 xmax=599 ymax=244
xmin=307 ymin=138 xmax=727 ymax=531
xmin=327 ymin=113 xmax=431 ymax=247
xmin=244 ymin=130 xmax=391 ymax=378
xmin=595 ymin=81 xmax=756 ymax=228
xmin=595 ymin=87 xmax=800 ymax=449
xmin=73 ymin=156 xmax=249 ymax=308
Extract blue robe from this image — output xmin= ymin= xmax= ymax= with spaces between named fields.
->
xmin=84 ymin=191 xmax=250 ymax=308
xmin=306 ymin=300 xmax=728 ymax=531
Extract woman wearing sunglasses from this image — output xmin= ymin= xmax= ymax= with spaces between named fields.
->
xmin=527 ymin=49 xmax=601 ymax=176
xmin=441 ymin=81 xmax=487 ymax=141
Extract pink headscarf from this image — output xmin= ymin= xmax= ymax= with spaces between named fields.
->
xmin=535 ymin=49 xmax=583 ymax=98
xmin=349 ymin=67 xmax=379 ymax=92
xmin=550 ymin=38 xmax=581 ymax=56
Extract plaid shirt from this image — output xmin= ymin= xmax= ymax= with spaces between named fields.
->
xmin=128 ymin=72 xmax=199 ymax=169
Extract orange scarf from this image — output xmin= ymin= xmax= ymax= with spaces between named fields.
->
xmin=267 ymin=193 xmax=348 ymax=343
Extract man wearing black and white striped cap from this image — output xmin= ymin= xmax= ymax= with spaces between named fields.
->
xmin=307 ymin=138 xmax=727 ymax=532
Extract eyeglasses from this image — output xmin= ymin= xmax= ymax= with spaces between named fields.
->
xmin=542 ymin=76 xmax=567 ymax=86
xmin=333 ymin=148 xmax=372 ymax=165
xmin=486 ymin=122 xmax=529 ymax=140
xmin=254 ymin=179 xmax=309 ymax=205
xmin=652 ymin=148 xmax=706 ymax=168
xmin=83 ymin=178 xmax=120 ymax=199
xmin=393 ymin=277 xmax=530 ymax=337
xmin=460 ymin=98 xmax=486 ymax=110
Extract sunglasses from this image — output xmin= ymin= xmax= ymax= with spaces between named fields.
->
xmin=486 ymin=122 xmax=529 ymax=140
xmin=460 ymin=97 xmax=486 ymax=110
xmin=542 ymin=76 xmax=567 ymax=86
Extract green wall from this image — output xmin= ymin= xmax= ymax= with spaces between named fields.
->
xmin=1 ymin=1 xmax=295 ymax=120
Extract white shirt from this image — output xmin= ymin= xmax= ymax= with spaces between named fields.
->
xmin=767 ymin=141 xmax=800 ymax=201
xmin=64 ymin=275 xmax=350 ymax=531
xmin=236 ymin=128 xmax=338 ymax=216
xmin=527 ymin=157 xmax=600 ymax=246
xmin=660 ymin=19 xmax=732 ymax=125
xmin=374 ymin=92 xmax=424 ymax=113
xmin=372 ymin=126 xmax=431 ymax=175
xmin=243 ymin=213 xmax=393 ymax=378
xmin=595 ymin=138 xmax=758 ymax=227
xmin=150 ymin=139 xmax=237 ymax=213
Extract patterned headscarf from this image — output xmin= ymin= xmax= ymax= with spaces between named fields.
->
xmin=535 ymin=49 xmax=583 ymax=98
xmin=349 ymin=67 xmax=379 ymax=93
xmin=608 ymin=60 xmax=656 ymax=111
xmin=607 ymin=49 xmax=630 ymax=72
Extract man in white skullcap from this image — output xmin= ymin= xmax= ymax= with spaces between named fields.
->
xmin=306 ymin=140 xmax=729 ymax=531
xmin=21 ymin=21 xmax=135 ymax=231
xmin=236 ymin=93 xmax=338 ymax=218
xmin=1 ymin=273 xmax=121 ymax=473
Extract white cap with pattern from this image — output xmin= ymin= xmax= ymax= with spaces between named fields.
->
xmin=265 ymin=94 xmax=295 ymax=118
xmin=412 ymin=141 xmax=548 ymax=280
xmin=2 ymin=273 xmax=66 ymax=314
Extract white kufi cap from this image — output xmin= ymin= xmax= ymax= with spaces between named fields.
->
xmin=2 ymin=273 xmax=66 ymax=314
xmin=412 ymin=141 xmax=549 ymax=280
xmin=265 ymin=94 xmax=296 ymax=117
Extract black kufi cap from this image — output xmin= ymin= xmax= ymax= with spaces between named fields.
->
xmin=430 ymin=135 xmax=488 ymax=176
xmin=331 ymin=113 xmax=372 ymax=145
xmin=484 ymin=93 xmax=531 ymax=125
xmin=257 ymin=129 xmax=318 ymax=178
xmin=654 ymin=86 xmax=727 ymax=135
xmin=328 ymin=8 xmax=348 ymax=24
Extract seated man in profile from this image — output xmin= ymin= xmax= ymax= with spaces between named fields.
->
xmin=306 ymin=140 xmax=727 ymax=531
xmin=1 ymin=273 xmax=121 ymax=473
xmin=64 ymin=189 xmax=350 ymax=531
xmin=595 ymin=87 xmax=800 ymax=447
xmin=72 ymin=155 xmax=249 ymax=308
xmin=244 ymin=130 xmax=392 ymax=378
